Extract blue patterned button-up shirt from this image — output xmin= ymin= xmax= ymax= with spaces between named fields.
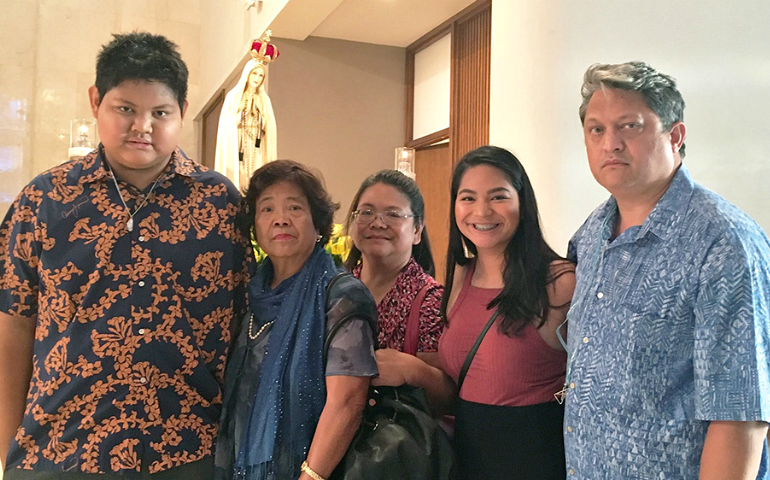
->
xmin=564 ymin=165 xmax=770 ymax=479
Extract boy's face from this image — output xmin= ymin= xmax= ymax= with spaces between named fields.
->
xmin=89 ymin=80 xmax=187 ymax=186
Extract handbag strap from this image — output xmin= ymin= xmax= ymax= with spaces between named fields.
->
xmin=403 ymin=282 xmax=431 ymax=356
xmin=456 ymin=311 xmax=498 ymax=393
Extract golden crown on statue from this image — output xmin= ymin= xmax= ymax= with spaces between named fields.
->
xmin=250 ymin=30 xmax=280 ymax=66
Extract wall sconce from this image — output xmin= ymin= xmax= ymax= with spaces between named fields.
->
xmin=395 ymin=147 xmax=416 ymax=179
xmin=68 ymin=119 xmax=96 ymax=159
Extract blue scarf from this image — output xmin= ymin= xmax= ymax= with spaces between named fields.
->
xmin=235 ymin=245 xmax=338 ymax=479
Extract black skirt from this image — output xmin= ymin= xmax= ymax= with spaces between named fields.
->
xmin=453 ymin=399 xmax=566 ymax=480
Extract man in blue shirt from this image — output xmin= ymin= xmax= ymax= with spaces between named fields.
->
xmin=564 ymin=61 xmax=770 ymax=479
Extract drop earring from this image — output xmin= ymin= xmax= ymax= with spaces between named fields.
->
xmin=462 ymin=237 xmax=474 ymax=259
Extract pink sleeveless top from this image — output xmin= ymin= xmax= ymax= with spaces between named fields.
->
xmin=438 ymin=263 xmax=567 ymax=407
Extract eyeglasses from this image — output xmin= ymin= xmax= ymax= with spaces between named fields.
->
xmin=352 ymin=209 xmax=415 ymax=226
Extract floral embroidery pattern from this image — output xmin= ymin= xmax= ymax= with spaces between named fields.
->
xmin=353 ymin=258 xmax=444 ymax=352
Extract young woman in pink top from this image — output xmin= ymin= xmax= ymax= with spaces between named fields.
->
xmin=444 ymin=146 xmax=575 ymax=478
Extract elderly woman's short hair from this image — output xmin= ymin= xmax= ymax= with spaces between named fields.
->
xmin=241 ymin=160 xmax=339 ymax=244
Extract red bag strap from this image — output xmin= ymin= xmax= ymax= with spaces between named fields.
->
xmin=403 ymin=282 xmax=431 ymax=356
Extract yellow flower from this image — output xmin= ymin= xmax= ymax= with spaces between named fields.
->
xmin=325 ymin=223 xmax=350 ymax=266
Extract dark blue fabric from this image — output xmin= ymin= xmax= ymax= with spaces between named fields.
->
xmin=236 ymin=245 xmax=338 ymax=478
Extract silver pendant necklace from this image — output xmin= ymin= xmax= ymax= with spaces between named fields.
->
xmin=108 ymin=167 xmax=163 ymax=232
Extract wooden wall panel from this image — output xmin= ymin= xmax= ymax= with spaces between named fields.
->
xmin=452 ymin=4 xmax=491 ymax=164
xmin=405 ymin=0 xmax=490 ymax=154
xmin=404 ymin=0 xmax=490 ymax=282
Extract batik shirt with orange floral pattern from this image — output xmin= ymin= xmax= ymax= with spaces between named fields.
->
xmin=0 ymin=148 xmax=250 ymax=475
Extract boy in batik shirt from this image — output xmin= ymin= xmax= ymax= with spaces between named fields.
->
xmin=0 ymin=32 xmax=249 ymax=479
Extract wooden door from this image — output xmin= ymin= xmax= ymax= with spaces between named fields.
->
xmin=200 ymin=90 xmax=225 ymax=169
xmin=415 ymin=142 xmax=452 ymax=283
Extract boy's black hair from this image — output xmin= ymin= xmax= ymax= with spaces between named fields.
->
xmin=95 ymin=32 xmax=188 ymax=111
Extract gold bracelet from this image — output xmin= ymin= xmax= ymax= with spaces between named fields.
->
xmin=301 ymin=461 xmax=326 ymax=480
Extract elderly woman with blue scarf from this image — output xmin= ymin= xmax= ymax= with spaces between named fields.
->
xmin=215 ymin=160 xmax=378 ymax=480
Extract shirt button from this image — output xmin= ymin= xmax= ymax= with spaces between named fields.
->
xmin=569 ymin=468 xmax=575 ymax=475
xmin=138 ymin=280 xmax=145 ymax=287
xmin=138 ymin=236 xmax=145 ymax=242
xmin=596 ymin=292 xmax=604 ymax=299
xmin=567 ymin=426 xmax=573 ymax=433
xmin=138 ymin=328 xmax=146 ymax=335
xmin=569 ymin=382 xmax=575 ymax=389
xmin=140 ymin=377 xmax=147 ymax=384
xmin=583 ymin=336 xmax=589 ymax=343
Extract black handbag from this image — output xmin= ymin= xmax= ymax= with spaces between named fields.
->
xmin=329 ymin=385 xmax=457 ymax=480
xmin=323 ymin=273 xmax=458 ymax=480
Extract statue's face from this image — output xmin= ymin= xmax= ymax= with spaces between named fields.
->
xmin=248 ymin=66 xmax=266 ymax=90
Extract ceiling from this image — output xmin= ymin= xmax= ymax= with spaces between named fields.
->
xmin=268 ymin=0 xmax=478 ymax=48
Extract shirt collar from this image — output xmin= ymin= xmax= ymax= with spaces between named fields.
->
xmin=352 ymin=256 xmax=421 ymax=288
xmin=168 ymin=149 xmax=198 ymax=178
xmin=81 ymin=145 xmax=197 ymax=185
xmin=621 ymin=164 xmax=695 ymax=242
xmin=597 ymin=197 xmax=620 ymax=243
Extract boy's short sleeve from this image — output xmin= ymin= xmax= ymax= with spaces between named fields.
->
xmin=0 ymin=185 xmax=42 ymax=317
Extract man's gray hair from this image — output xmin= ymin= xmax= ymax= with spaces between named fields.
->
xmin=579 ymin=61 xmax=686 ymax=157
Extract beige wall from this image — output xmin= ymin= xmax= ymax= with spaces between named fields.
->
xmin=0 ymin=0 xmax=203 ymax=215
xmin=267 ymin=36 xmax=406 ymax=221
xmin=490 ymin=0 xmax=770 ymax=254
xmin=198 ymin=0 xmax=288 ymax=108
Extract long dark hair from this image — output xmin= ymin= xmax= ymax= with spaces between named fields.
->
xmin=439 ymin=146 xmax=569 ymax=335
xmin=344 ymin=170 xmax=435 ymax=277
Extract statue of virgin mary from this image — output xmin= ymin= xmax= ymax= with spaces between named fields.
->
xmin=215 ymin=36 xmax=278 ymax=191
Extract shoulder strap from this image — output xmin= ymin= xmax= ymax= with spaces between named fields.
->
xmin=324 ymin=271 xmax=348 ymax=308
xmin=457 ymin=311 xmax=498 ymax=393
xmin=403 ymin=282 xmax=431 ymax=356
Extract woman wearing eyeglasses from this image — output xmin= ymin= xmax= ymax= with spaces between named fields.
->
xmin=344 ymin=170 xmax=444 ymax=376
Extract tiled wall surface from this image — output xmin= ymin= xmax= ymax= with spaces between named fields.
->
xmin=0 ymin=0 xmax=202 ymax=215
